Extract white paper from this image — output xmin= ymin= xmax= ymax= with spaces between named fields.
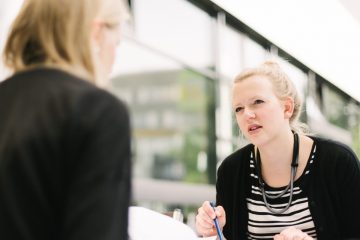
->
xmin=129 ymin=206 xmax=217 ymax=240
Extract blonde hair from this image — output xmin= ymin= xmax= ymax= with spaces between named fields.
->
xmin=3 ymin=0 xmax=128 ymax=83
xmin=234 ymin=60 xmax=309 ymax=134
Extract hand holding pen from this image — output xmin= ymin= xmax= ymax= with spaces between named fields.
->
xmin=195 ymin=201 xmax=226 ymax=239
xmin=210 ymin=202 xmax=224 ymax=240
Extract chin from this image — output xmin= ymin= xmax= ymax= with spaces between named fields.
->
xmin=247 ymin=135 xmax=267 ymax=147
xmin=95 ymin=67 xmax=111 ymax=88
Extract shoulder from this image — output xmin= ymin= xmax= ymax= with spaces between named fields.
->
xmin=73 ymin=89 xmax=130 ymax=132
xmin=311 ymin=136 xmax=358 ymax=160
xmin=4 ymin=67 xmax=129 ymax=125
xmin=44 ymin=72 xmax=131 ymax=129
xmin=19 ymin=67 xmax=127 ymax=111
xmin=3 ymin=67 xmax=97 ymax=93
xmin=218 ymin=143 xmax=253 ymax=174
xmin=1 ymin=67 xmax=94 ymax=100
xmin=310 ymin=135 xmax=359 ymax=170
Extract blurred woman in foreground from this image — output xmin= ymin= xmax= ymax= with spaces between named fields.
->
xmin=0 ymin=0 xmax=131 ymax=239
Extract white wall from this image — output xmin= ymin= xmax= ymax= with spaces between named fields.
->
xmin=0 ymin=0 xmax=23 ymax=80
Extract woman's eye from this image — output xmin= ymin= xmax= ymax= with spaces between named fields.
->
xmin=235 ymin=107 xmax=244 ymax=113
xmin=254 ymin=99 xmax=264 ymax=105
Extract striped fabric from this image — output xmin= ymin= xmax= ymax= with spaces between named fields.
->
xmin=246 ymin=146 xmax=318 ymax=240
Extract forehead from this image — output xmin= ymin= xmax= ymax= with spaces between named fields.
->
xmin=98 ymin=0 xmax=125 ymax=21
xmin=234 ymin=75 xmax=274 ymax=93
xmin=232 ymin=75 xmax=277 ymax=102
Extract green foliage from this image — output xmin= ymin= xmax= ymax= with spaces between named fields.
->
xmin=352 ymin=122 xmax=360 ymax=159
xmin=181 ymin=128 xmax=207 ymax=183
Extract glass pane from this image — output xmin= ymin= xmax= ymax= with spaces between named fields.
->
xmin=218 ymin=24 xmax=244 ymax=80
xmin=242 ymin=36 xmax=267 ymax=68
xmin=322 ymin=85 xmax=349 ymax=129
xmin=350 ymin=103 xmax=360 ymax=157
xmin=276 ymin=58 xmax=308 ymax=101
xmin=110 ymin=39 xmax=212 ymax=184
xmin=276 ymin=58 xmax=308 ymax=122
xmin=132 ymin=0 xmax=214 ymax=69
xmin=216 ymin=81 xmax=234 ymax=162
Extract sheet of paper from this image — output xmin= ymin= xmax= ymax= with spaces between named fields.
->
xmin=200 ymin=237 xmax=217 ymax=240
xmin=129 ymin=206 xmax=217 ymax=240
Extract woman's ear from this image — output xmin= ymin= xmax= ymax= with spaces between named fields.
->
xmin=283 ymin=96 xmax=294 ymax=120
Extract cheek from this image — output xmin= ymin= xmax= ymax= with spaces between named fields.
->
xmin=235 ymin=114 xmax=247 ymax=130
xmin=107 ymin=44 xmax=116 ymax=65
xmin=101 ymin=39 xmax=117 ymax=71
xmin=263 ymin=105 xmax=284 ymax=123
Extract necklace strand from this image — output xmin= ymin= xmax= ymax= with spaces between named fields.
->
xmin=254 ymin=133 xmax=299 ymax=214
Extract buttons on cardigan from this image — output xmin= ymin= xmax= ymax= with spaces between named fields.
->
xmin=310 ymin=201 xmax=316 ymax=207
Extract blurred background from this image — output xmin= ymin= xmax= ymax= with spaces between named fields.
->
xmin=1 ymin=0 xmax=360 ymax=230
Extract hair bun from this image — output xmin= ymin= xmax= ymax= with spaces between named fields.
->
xmin=261 ymin=60 xmax=281 ymax=69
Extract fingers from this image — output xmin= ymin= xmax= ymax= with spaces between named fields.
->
xmin=195 ymin=201 xmax=215 ymax=236
xmin=273 ymin=234 xmax=284 ymax=240
xmin=274 ymin=227 xmax=314 ymax=240
xmin=200 ymin=201 xmax=216 ymax=224
xmin=203 ymin=201 xmax=217 ymax=219
xmin=195 ymin=201 xmax=225 ymax=237
xmin=302 ymin=236 xmax=313 ymax=240
xmin=215 ymin=205 xmax=226 ymax=229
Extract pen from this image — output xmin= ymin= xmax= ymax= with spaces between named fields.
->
xmin=210 ymin=201 xmax=223 ymax=240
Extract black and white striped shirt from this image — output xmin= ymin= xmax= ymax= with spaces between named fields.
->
xmin=246 ymin=145 xmax=318 ymax=240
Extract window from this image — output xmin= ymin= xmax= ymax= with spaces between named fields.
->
xmin=132 ymin=0 xmax=213 ymax=70
xmin=111 ymin=39 xmax=213 ymax=184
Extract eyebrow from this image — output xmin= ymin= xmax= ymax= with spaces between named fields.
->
xmin=233 ymin=95 xmax=266 ymax=106
xmin=249 ymin=95 xmax=265 ymax=100
xmin=245 ymin=95 xmax=266 ymax=103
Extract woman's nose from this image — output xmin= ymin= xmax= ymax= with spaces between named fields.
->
xmin=244 ymin=108 xmax=255 ymax=119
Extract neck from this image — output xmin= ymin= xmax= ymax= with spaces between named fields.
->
xmin=257 ymin=129 xmax=294 ymax=170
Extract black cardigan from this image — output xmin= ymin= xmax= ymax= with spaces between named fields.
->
xmin=0 ymin=68 xmax=131 ymax=240
xmin=216 ymin=137 xmax=360 ymax=240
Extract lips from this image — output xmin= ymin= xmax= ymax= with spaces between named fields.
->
xmin=248 ymin=124 xmax=262 ymax=132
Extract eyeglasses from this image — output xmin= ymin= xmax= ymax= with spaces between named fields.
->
xmin=103 ymin=22 xmax=121 ymax=30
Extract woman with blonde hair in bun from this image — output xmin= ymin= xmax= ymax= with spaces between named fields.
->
xmin=196 ymin=61 xmax=360 ymax=240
